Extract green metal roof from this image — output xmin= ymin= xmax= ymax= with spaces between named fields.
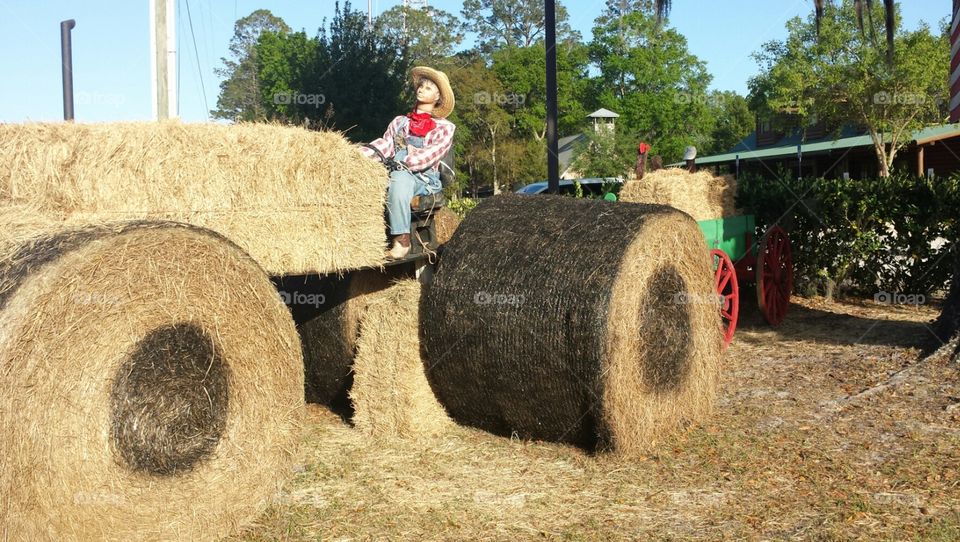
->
xmin=694 ymin=123 xmax=960 ymax=166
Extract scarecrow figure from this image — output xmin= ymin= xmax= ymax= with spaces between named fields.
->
xmin=361 ymin=66 xmax=456 ymax=260
xmin=635 ymin=141 xmax=651 ymax=180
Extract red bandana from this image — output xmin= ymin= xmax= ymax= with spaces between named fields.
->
xmin=407 ymin=111 xmax=436 ymax=137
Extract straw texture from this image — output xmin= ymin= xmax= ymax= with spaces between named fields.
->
xmin=620 ymin=169 xmax=738 ymax=220
xmin=421 ymin=194 xmax=721 ymax=454
xmin=0 ymin=221 xmax=304 ymax=540
xmin=350 ymin=279 xmax=452 ymax=437
xmin=0 ymin=121 xmax=390 ymax=275
xmin=298 ymin=270 xmax=392 ymax=405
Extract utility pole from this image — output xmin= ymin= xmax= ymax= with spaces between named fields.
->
xmin=545 ymin=0 xmax=559 ymax=194
xmin=149 ymin=0 xmax=177 ymax=120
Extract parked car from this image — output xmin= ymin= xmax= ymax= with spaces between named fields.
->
xmin=515 ymin=177 xmax=623 ymax=197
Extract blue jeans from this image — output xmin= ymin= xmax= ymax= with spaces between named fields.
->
xmin=387 ymin=170 xmax=439 ymax=235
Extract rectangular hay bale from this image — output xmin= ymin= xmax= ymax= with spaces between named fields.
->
xmin=0 ymin=121 xmax=390 ymax=275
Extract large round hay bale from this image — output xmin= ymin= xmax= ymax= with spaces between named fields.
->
xmin=296 ymin=269 xmax=392 ymax=405
xmin=421 ymin=194 xmax=722 ymax=454
xmin=0 ymin=222 xmax=304 ymax=540
xmin=0 ymin=122 xmax=389 ymax=275
xmin=619 ymin=169 xmax=738 ymax=220
xmin=350 ymin=279 xmax=452 ymax=437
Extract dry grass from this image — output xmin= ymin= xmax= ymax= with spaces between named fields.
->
xmin=0 ymin=121 xmax=389 ymax=275
xmin=620 ymin=169 xmax=738 ymax=220
xmin=231 ymin=295 xmax=960 ymax=541
xmin=0 ymin=223 xmax=304 ymax=541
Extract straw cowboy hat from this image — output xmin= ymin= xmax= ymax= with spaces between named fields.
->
xmin=411 ymin=66 xmax=455 ymax=119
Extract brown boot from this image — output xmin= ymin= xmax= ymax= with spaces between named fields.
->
xmin=387 ymin=233 xmax=411 ymax=259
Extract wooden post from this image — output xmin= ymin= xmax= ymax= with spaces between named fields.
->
xmin=150 ymin=0 xmax=177 ymax=120
xmin=917 ymin=144 xmax=925 ymax=177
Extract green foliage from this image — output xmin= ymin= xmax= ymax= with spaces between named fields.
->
xmin=253 ymin=1 xmax=411 ymax=141
xmin=374 ymin=5 xmax=464 ymax=65
xmin=703 ymin=91 xmax=754 ymax=155
xmin=446 ymin=197 xmax=479 ymax=219
xmin=571 ymin=131 xmax=632 ymax=179
xmin=212 ymin=9 xmax=290 ymax=121
xmin=460 ymin=0 xmax=580 ymax=54
xmin=738 ymin=171 xmax=960 ymax=298
xmin=492 ymin=43 xmax=591 ymax=139
xmin=589 ymin=7 xmax=714 ymax=163
xmin=749 ymin=1 xmax=949 ymax=176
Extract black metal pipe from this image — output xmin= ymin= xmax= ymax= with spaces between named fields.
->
xmin=545 ymin=0 xmax=559 ymax=194
xmin=61 ymin=19 xmax=76 ymax=121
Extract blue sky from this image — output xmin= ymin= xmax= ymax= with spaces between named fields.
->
xmin=0 ymin=1 xmax=947 ymax=123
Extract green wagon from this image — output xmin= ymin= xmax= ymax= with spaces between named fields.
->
xmin=698 ymin=215 xmax=793 ymax=346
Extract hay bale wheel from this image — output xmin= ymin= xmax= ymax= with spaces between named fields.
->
xmin=350 ymin=279 xmax=452 ymax=437
xmin=296 ymin=269 xmax=392 ymax=405
xmin=0 ymin=221 xmax=304 ymax=540
xmin=421 ymin=194 xmax=722 ymax=454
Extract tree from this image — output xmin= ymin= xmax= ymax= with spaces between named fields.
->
xmin=252 ymin=1 xmax=410 ymax=141
xmin=492 ymin=43 xmax=591 ymax=140
xmin=589 ymin=8 xmax=714 ymax=163
xmin=212 ymin=10 xmax=290 ymax=121
xmin=704 ymin=91 xmax=753 ymax=155
xmin=374 ymin=5 xmax=464 ymax=65
xmin=461 ymin=0 xmax=580 ymax=55
xmin=571 ymin=131 xmax=633 ymax=178
xmin=748 ymin=2 xmax=948 ymax=177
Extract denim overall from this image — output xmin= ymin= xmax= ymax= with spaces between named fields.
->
xmin=387 ymin=117 xmax=443 ymax=235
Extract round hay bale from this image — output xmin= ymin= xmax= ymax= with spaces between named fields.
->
xmin=297 ymin=269 xmax=392 ymax=405
xmin=433 ymin=207 xmax=462 ymax=246
xmin=421 ymin=194 xmax=722 ymax=454
xmin=619 ymin=169 xmax=739 ymax=220
xmin=0 ymin=222 xmax=304 ymax=540
xmin=350 ymin=279 xmax=452 ymax=437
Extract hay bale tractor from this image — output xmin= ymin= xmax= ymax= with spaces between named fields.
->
xmin=701 ymin=215 xmax=793 ymax=346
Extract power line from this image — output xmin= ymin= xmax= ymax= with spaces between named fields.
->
xmin=184 ymin=0 xmax=210 ymax=119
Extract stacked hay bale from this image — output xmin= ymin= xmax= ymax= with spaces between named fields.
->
xmin=619 ymin=168 xmax=738 ymax=220
xmin=433 ymin=207 xmax=462 ymax=246
xmin=350 ymin=279 xmax=452 ymax=437
xmin=0 ymin=121 xmax=390 ymax=275
xmin=296 ymin=270 xmax=393 ymax=405
xmin=0 ymin=221 xmax=303 ymax=540
xmin=421 ymin=194 xmax=722 ymax=454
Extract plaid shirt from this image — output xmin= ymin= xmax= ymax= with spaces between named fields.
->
xmin=361 ymin=115 xmax=456 ymax=173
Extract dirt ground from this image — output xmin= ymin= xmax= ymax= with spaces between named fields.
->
xmin=234 ymin=296 xmax=960 ymax=541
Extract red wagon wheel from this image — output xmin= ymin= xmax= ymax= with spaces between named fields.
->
xmin=711 ymin=249 xmax=739 ymax=347
xmin=756 ymin=226 xmax=793 ymax=326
